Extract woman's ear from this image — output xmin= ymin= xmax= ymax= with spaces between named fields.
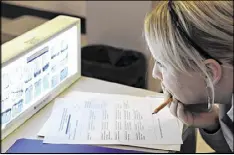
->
xmin=204 ymin=59 xmax=222 ymax=85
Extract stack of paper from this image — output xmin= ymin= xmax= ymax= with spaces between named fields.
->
xmin=38 ymin=91 xmax=183 ymax=152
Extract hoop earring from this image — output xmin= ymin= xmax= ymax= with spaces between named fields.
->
xmin=205 ymin=76 xmax=214 ymax=112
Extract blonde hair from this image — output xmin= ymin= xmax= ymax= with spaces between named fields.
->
xmin=144 ymin=1 xmax=233 ymax=106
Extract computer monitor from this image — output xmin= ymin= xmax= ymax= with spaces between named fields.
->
xmin=1 ymin=15 xmax=81 ymax=139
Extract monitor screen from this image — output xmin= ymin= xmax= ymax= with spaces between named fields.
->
xmin=1 ymin=22 xmax=79 ymax=132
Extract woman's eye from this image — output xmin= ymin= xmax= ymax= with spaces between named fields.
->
xmin=156 ymin=61 xmax=163 ymax=68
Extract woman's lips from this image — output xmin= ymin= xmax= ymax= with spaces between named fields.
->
xmin=162 ymin=83 xmax=173 ymax=96
xmin=162 ymin=84 xmax=181 ymax=102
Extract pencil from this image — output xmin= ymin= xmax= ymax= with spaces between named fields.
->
xmin=152 ymin=98 xmax=173 ymax=114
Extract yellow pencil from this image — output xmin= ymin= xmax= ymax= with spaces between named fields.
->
xmin=152 ymin=98 xmax=173 ymax=114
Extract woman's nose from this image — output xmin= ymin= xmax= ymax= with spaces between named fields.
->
xmin=152 ymin=64 xmax=163 ymax=80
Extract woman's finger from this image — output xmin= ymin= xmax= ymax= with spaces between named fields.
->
xmin=177 ymin=102 xmax=194 ymax=125
xmin=170 ymin=100 xmax=178 ymax=117
xmin=168 ymin=102 xmax=172 ymax=108
xmin=177 ymin=102 xmax=186 ymax=120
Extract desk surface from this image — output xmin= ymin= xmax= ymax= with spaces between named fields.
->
xmin=1 ymin=76 xmax=164 ymax=153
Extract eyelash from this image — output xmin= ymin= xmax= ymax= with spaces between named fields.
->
xmin=156 ymin=61 xmax=164 ymax=68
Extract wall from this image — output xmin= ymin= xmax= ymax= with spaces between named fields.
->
xmin=86 ymin=1 xmax=161 ymax=91
xmin=152 ymin=1 xmax=160 ymax=8
xmin=3 ymin=1 xmax=86 ymax=17
xmin=3 ymin=1 xmax=162 ymax=91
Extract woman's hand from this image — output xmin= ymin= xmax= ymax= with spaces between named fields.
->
xmin=168 ymin=99 xmax=220 ymax=131
xmin=161 ymin=83 xmax=220 ymax=132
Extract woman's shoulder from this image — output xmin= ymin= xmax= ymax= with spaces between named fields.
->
xmin=219 ymin=94 xmax=233 ymax=121
xmin=218 ymin=94 xmax=233 ymax=133
xmin=218 ymin=94 xmax=233 ymax=135
xmin=226 ymin=94 xmax=233 ymax=122
xmin=218 ymin=94 xmax=233 ymax=152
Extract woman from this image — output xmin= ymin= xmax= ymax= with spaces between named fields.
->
xmin=144 ymin=1 xmax=233 ymax=153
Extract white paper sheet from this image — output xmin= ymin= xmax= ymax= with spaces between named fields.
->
xmin=38 ymin=92 xmax=183 ymax=151
xmin=43 ymin=92 xmax=182 ymax=146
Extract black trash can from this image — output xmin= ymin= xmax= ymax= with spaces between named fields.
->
xmin=81 ymin=45 xmax=146 ymax=89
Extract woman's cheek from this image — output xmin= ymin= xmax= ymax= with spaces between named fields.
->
xmin=162 ymin=73 xmax=194 ymax=104
xmin=163 ymin=71 xmax=207 ymax=104
xmin=162 ymin=72 xmax=180 ymax=95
